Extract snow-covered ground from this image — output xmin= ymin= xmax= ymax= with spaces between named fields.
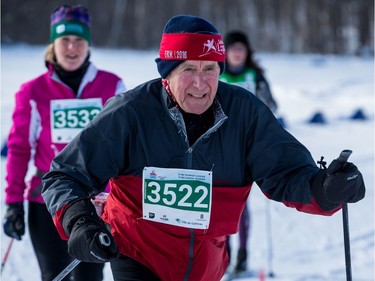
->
xmin=1 ymin=45 xmax=374 ymax=281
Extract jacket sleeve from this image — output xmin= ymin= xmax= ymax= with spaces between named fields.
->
xmin=5 ymin=84 xmax=35 ymax=204
xmin=255 ymin=71 xmax=278 ymax=113
xmin=245 ymin=98 xmax=339 ymax=216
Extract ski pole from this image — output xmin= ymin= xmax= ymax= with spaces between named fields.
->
xmin=1 ymin=238 xmax=14 ymax=275
xmin=52 ymin=232 xmax=111 ymax=281
xmin=52 ymin=258 xmax=81 ymax=281
xmin=265 ymin=200 xmax=274 ymax=277
xmin=335 ymin=149 xmax=353 ymax=281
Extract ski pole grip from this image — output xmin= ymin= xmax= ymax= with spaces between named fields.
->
xmin=337 ymin=149 xmax=352 ymax=164
xmin=327 ymin=149 xmax=353 ymax=176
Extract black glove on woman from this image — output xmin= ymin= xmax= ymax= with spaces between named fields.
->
xmin=3 ymin=203 xmax=25 ymax=240
xmin=62 ymin=199 xmax=119 ymax=263
xmin=311 ymin=159 xmax=365 ymax=211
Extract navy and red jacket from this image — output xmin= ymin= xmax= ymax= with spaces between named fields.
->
xmin=42 ymin=78 xmax=339 ymax=281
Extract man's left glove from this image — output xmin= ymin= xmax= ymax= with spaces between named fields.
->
xmin=63 ymin=199 xmax=119 ymax=263
xmin=311 ymin=160 xmax=365 ymax=211
xmin=324 ymin=160 xmax=365 ymax=204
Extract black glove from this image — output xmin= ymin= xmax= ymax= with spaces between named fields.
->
xmin=3 ymin=203 xmax=25 ymax=240
xmin=311 ymin=160 xmax=365 ymax=211
xmin=63 ymin=199 xmax=119 ymax=263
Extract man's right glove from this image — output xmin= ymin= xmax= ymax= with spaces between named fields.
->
xmin=3 ymin=203 xmax=25 ymax=241
xmin=63 ymin=199 xmax=119 ymax=263
xmin=311 ymin=160 xmax=365 ymax=211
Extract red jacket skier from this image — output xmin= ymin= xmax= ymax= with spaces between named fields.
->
xmin=41 ymin=15 xmax=365 ymax=281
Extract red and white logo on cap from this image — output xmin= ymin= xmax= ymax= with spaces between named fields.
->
xmin=159 ymin=33 xmax=226 ymax=62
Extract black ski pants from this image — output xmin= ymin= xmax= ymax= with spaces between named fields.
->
xmin=110 ymin=254 xmax=160 ymax=281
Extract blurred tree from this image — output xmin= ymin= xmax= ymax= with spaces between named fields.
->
xmin=107 ymin=0 xmax=128 ymax=47
xmin=1 ymin=0 xmax=373 ymax=55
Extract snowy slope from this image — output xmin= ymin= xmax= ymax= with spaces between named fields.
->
xmin=1 ymin=45 xmax=373 ymax=281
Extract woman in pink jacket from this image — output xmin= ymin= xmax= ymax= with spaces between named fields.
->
xmin=3 ymin=5 xmax=126 ymax=281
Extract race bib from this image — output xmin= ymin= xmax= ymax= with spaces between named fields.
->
xmin=50 ymin=98 xmax=102 ymax=143
xmin=142 ymin=167 xmax=212 ymax=229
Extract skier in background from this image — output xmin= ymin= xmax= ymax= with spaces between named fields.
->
xmin=2 ymin=5 xmax=126 ymax=281
xmin=220 ymin=31 xmax=277 ymax=113
xmin=220 ymin=30 xmax=278 ymax=274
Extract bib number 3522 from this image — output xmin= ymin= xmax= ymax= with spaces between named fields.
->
xmin=142 ymin=167 xmax=212 ymax=229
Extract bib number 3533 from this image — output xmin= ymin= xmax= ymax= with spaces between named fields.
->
xmin=142 ymin=167 xmax=212 ymax=229
xmin=50 ymin=98 xmax=102 ymax=143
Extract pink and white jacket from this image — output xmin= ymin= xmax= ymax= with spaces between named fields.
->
xmin=5 ymin=63 xmax=126 ymax=204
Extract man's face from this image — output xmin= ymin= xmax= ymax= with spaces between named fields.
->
xmin=166 ymin=60 xmax=220 ymax=114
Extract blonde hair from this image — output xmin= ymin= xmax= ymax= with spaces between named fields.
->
xmin=44 ymin=43 xmax=56 ymax=64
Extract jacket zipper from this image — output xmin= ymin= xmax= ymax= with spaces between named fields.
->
xmin=171 ymin=98 xmax=227 ymax=280
xmin=183 ymin=228 xmax=195 ymax=281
